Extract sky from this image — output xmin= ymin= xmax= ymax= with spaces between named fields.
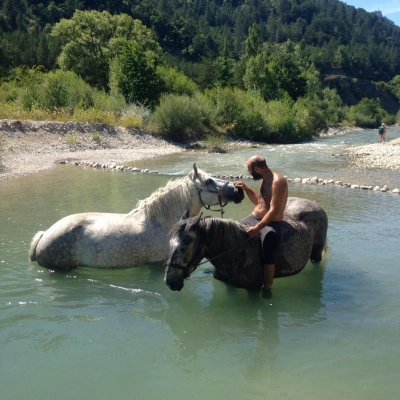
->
xmin=343 ymin=1 xmax=400 ymax=27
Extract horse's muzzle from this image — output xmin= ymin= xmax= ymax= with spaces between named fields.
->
xmin=164 ymin=266 xmax=185 ymax=291
xmin=233 ymin=187 xmax=245 ymax=203
xmin=165 ymin=277 xmax=184 ymax=291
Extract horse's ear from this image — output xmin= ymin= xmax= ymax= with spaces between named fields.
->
xmin=180 ymin=209 xmax=190 ymax=220
xmin=193 ymin=163 xmax=199 ymax=179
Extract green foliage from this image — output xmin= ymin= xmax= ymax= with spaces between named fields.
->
xmin=92 ymin=131 xmax=101 ymax=143
xmin=243 ymin=53 xmax=280 ymax=101
xmin=388 ymin=75 xmax=400 ymax=100
xmin=203 ymin=133 xmax=226 ymax=148
xmin=52 ymin=11 xmax=161 ymax=91
xmin=158 ymin=66 xmax=198 ymax=96
xmin=110 ymin=40 xmax=164 ymax=109
xmin=19 ymin=69 xmax=95 ymax=113
xmin=346 ymin=98 xmax=384 ymax=128
xmin=201 ymin=87 xmax=245 ymax=128
xmin=1 ymin=2 xmax=400 ymax=142
xmin=42 ymin=74 xmax=69 ymax=111
xmin=65 ymin=133 xmax=78 ymax=146
xmin=245 ymin=23 xmax=263 ymax=58
xmin=153 ymin=94 xmax=205 ymax=142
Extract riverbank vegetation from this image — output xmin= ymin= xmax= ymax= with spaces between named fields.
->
xmin=1 ymin=2 xmax=400 ymax=144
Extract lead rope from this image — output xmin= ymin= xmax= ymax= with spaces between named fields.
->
xmin=195 ymin=235 xmax=254 ymax=267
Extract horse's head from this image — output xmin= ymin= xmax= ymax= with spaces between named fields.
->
xmin=164 ymin=214 xmax=205 ymax=291
xmin=190 ymin=164 xmax=244 ymax=209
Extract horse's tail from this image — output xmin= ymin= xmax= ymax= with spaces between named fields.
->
xmin=310 ymin=239 xmax=328 ymax=262
xmin=29 ymin=231 xmax=44 ymax=261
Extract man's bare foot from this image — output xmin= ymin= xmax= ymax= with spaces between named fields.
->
xmin=261 ymin=287 xmax=272 ymax=299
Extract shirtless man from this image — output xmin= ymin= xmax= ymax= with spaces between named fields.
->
xmin=234 ymin=155 xmax=288 ymax=296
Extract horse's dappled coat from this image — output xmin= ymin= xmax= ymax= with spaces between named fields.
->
xmin=165 ymin=197 xmax=328 ymax=291
xmin=29 ymin=165 xmax=244 ymax=270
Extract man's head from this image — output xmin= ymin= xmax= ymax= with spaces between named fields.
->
xmin=247 ymin=155 xmax=268 ymax=180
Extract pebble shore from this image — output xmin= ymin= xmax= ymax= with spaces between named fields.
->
xmin=0 ymin=119 xmax=399 ymax=194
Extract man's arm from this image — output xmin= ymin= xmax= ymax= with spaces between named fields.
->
xmin=246 ymin=178 xmax=287 ymax=236
xmin=234 ymin=181 xmax=258 ymax=205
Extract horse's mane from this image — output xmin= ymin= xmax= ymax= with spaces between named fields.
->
xmin=128 ymin=173 xmax=193 ymax=219
xmin=169 ymin=216 xmax=247 ymax=248
xmin=200 ymin=217 xmax=248 ymax=249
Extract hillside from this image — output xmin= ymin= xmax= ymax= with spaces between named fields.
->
xmin=2 ymin=1 xmax=400 ymax=82
xmin=324 ymin=75 xmax=400 ymax=114
xmin=1 ymin=0 xmax=400 ymax=130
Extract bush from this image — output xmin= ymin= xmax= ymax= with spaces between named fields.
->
xmin=72 ymin=107 xmax=116 ymax=124
xmin=153 ymin=94 xmax=205 ymax=142
xmin=346 ymin=98 xmax=383 ymax=127
xmin=119 ymin=103 xmax=152 ymax=129
xmin=202 ymin=87 xmax=245 ymax=127
xmin=158 ymin=66 xmax=199 ymax=97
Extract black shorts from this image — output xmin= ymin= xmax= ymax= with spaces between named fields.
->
xmin=240 ymin=214 xmax=282 ymax=265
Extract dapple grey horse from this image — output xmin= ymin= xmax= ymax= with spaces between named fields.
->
xmin=165 ymin=197 xmax=328 ymax=291
xmin=29 ymin=164 xmax=244 ymax=270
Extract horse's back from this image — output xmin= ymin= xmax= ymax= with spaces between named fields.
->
xmin=284 ymin=196 xmax=328 ymax=260
xmin=32 ymin=212 xmax=138 ymax=269
xmin=275 ymin=217 xmax=314 ymax=277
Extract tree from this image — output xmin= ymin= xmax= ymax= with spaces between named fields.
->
xmin=243 ymin=53 xmax=280 ymax=101
xmin=110 ymin=40 xmax=165 ymax=109
xmin=245 ymin=23 xmax=263 ymax=58
xmin=269 ymin=49 xmax=307 ymax=100
xmin=213 ymin=40 xmax=235 ymax=87
xmin=52 ymin=10 xmax=161 ymax=91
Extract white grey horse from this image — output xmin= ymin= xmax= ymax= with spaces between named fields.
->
xmin=29 ymin=164 xmax=244 ymax=270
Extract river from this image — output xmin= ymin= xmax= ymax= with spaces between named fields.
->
xmin=1 ymin=129 xmax=399 ymax=399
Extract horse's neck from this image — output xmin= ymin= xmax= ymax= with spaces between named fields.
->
xmin=201 ymin=219 xmax=242 ymax=257
xmin=129 ymin=177 xmax=201 ymax=223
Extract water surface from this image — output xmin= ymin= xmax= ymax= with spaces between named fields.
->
xmin=1 ymin=129 xmax=399 ymax=399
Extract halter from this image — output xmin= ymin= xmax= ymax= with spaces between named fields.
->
xmin=195 ymin=184 xmax=228 ymax=218
xmin=167 ymin=248 xmax=205 ymax=279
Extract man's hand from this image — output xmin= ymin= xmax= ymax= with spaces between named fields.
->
xmin=245 ymin=225 xmax=260 ymax=237
xmin=234 ymin=181 xmax=248 ymax=191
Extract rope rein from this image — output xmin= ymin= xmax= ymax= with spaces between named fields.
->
xmin=196 ymin=234 xmax=254 ymax=267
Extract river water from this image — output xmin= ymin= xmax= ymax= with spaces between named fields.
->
xmin=1 ymin=129 xmax=400 ymax=399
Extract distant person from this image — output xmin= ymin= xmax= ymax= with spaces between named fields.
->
xmin=383 ymin=123 xmax=387 ymax=142
xmin=378 ymin=123 xmax=386 ymax=143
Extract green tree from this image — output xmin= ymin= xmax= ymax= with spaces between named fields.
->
xmin=245 ymin=23 xmax=263 ymax=58
xmin=52 ymin=10 xmax=161 ymax=91
xmin=213 ymin=40 xmax=235 ymax=87
xmin=110 ymin=40 xmax=165 ymax=108
xmin=243 ymin=53 xmax=280 ymax=101
xmin=269 ymin=46 xmax=307 ymax=100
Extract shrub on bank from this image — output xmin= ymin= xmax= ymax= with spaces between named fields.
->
xmin=152 ymin=94 xmax=205 ymax=142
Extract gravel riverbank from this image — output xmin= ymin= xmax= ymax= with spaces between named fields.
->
xmin=1 ymin=120 xmax=399 ymax=190
xmin=0 ymin=119 xmax=184 ymax=181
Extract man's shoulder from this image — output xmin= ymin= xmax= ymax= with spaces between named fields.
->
xmin=272 ymin=171 xmax=287 ymax=182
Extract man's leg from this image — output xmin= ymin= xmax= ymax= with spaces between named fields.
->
xmin=260 ymin=223 xmax=281 ymax=297
xmin=262 ymin=263 xmax=275 ymax=290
